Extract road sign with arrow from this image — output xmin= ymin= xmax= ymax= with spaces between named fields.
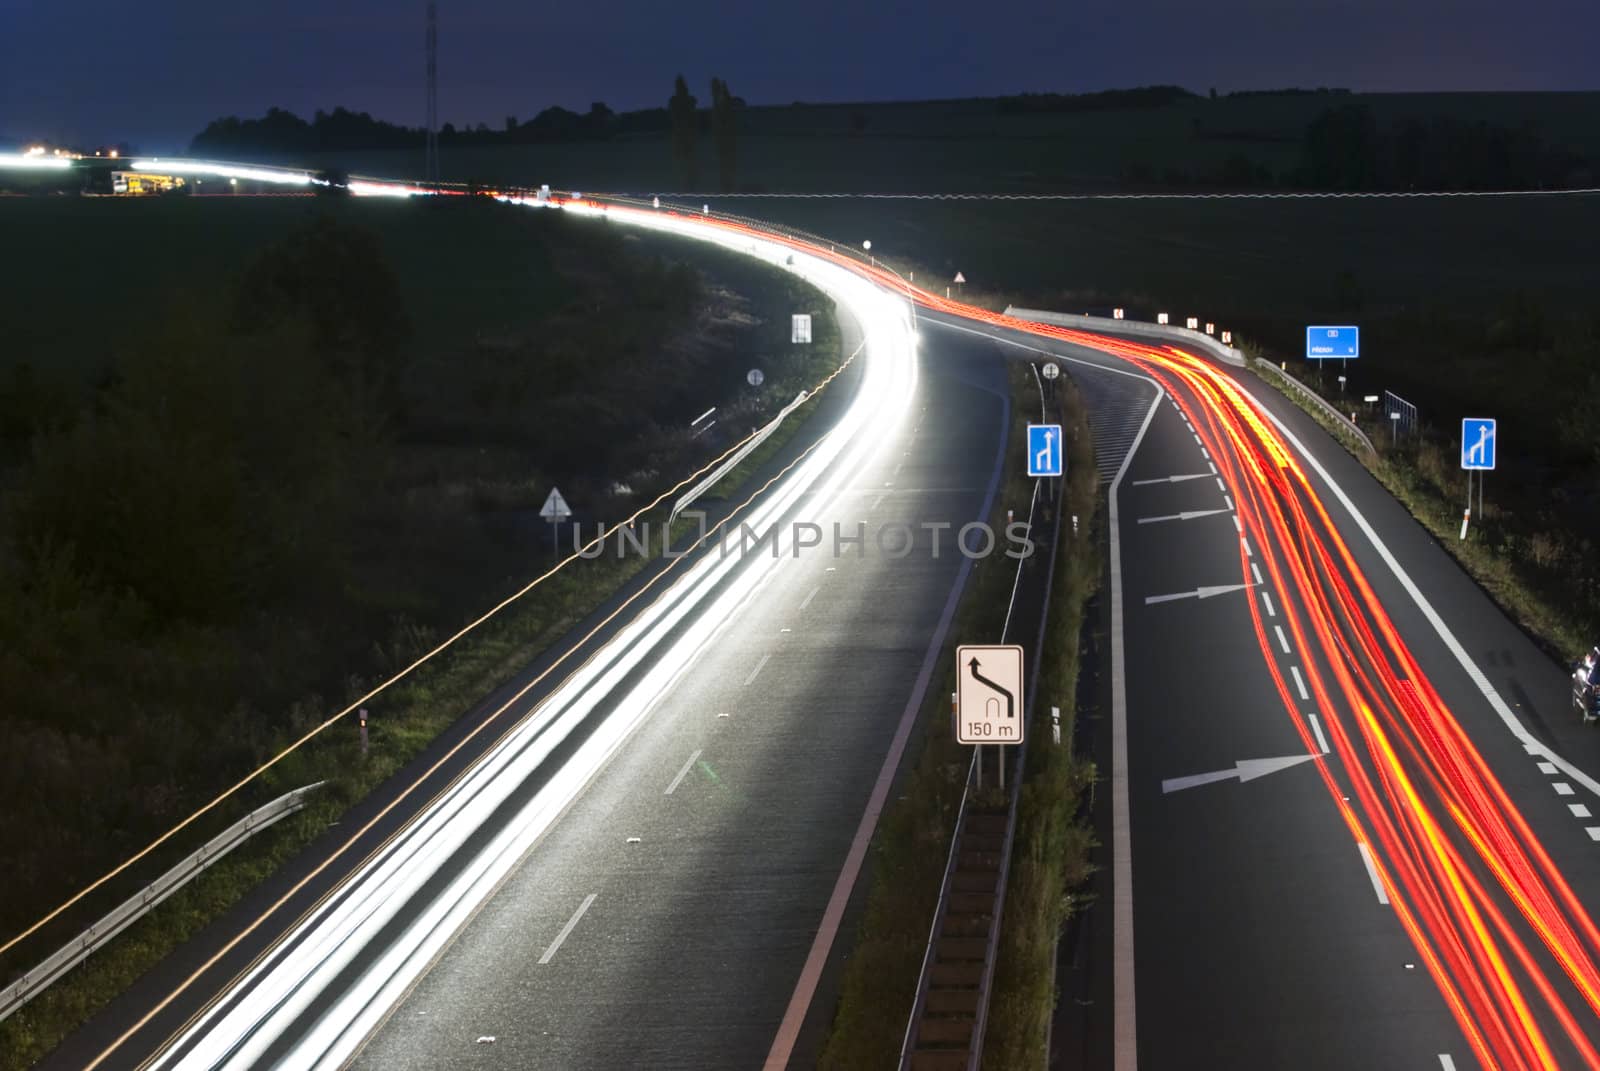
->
xmin=956 ymin=644 xmax=1024 ymax=744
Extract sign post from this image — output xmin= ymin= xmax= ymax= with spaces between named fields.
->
xmin=540 ymin=486 xmax=571 ymax=555
xmin=1460 ymin=418 xmax=1496 ymax=539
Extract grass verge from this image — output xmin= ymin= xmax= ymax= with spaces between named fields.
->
xmin=0 ymin=284 xmax=843 ymax=1071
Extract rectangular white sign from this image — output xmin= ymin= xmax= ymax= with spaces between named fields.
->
xmin=956 ymin=644 xmax=1025 ymax=744
xmin=791 ymin=313 xmax=812 ymax=344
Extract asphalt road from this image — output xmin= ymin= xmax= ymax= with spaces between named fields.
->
xmin=924 ymin=308 xmax=1600 ymax=1070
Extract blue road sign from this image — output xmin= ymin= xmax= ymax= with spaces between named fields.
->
xmin=1028 ymin=424 xmax=1063 ymax=478
xmin=1306 ymin=325 xmax=1360 ymax=360
xmin=1461 ymin=418 xmax=1497 ymax=470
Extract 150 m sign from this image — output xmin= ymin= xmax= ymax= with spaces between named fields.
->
xmin=956 ymin=644 xmax=1025 ymax=745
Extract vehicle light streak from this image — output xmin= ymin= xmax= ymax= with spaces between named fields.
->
xmin=134 ymin=201 xmax=916 ymax=1071
xmin=114 ymin=192 xmax=1598 ymax=1068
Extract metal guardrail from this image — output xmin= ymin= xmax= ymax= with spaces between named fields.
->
xmin=669 ymin=390 xmax=810 ymax=525
xmin=1003 ymin=307 xmax=1248 ymax=369
xmin=1255 ymin=361 xmax=1378 ymax=459
xmin=0 ymin=781 xmax=325 ymax=1024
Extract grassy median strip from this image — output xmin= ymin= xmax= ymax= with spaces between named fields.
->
xmin=983 ymin=373 xmax=1101 ymax=1068
xmin=820 ymin=360 xmax=1099 ymax=1067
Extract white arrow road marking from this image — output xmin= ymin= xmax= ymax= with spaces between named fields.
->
xmin=1137 ymin=509 xmax=1230 ymax=525
xmin=1161 ymin=753 xmax=1320 ymax=794
xmin=1145 ymin=582 xmax=1253 ymax=605
xmin=1132 ymin=473 xmax=1212 ymax=486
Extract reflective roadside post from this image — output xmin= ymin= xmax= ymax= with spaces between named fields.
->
xmin=359 ymin=708 xmax=369 ymax=759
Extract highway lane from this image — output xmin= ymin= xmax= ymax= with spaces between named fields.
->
xmin=346 ymin=338 xmax=1009 ymax=1071
xmin=916 ymin=305 xmax=1600 ymax=1069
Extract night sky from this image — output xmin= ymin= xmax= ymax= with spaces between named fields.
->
xmin=4 ymin=0 xmax=1596 ymax=151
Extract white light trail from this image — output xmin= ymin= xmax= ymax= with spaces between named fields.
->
xmin=147 ymin=201 xmax=916 ymax=1071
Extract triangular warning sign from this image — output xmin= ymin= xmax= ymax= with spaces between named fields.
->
xmin=954 ymin=272 xmax=966 ymax=284
xmin=540 ymin=487 xmax=571 ymax=520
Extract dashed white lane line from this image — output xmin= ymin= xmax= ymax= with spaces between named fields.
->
xmin=870 ymin=493 xmax=885 ymax=510
xmin=1241 ymin=536 xmax=1254 ymax=558
xmin=1193 ymin=432 xmax=1203 ymax=446
xmin=1308 ymin=713 xmax=1330 ymax=755
xmin=1232 ymin=515 xmax=1243 ymax=533
xmin=1538 ymin=761 xmax=1558 ymax=775
xmin=743 ymin=653 xmax=771 ymax=687
xmin=1289 ymin=665 xmax=1311 ymax=701
xmin=1207 ymin=460 xmax=1219 ymax=475
xmin=1554 ymin=782 xmax=1576 ymax=797
xmin=1224 ymin=495 xmax=1235 ymax=512
xmin=1439 ymin=1055 xmax=1458 ymax=1071
xmin=1570 ymin=803 xmax=1592 ymax=819
xmin=539 ymin=893 xmax=598 ymax=964
xmin=1260 ymin=591 xmax=1277 ymax=618
xmin=1274 ymin=625 xmax=1291 ymax=654
xmin=1356 ymin=842 xmax=1390 ymax=905
xmin=664 ymin=749 xmax=704 ymax=795
xmin=799 ymin=586 xmax=820 ymax=611
xmin=1251 ymin=563 xmax=1264 ymax=585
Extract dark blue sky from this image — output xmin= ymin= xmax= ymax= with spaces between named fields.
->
xmin=3 ymin=0 xmax=1596 ymax=151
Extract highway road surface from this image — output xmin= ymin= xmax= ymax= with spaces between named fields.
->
xmin=38 ymin=196 xmax=1600 ymax=1071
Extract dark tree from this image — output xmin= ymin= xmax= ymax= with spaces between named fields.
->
xmin=669 ymin=75 xmax=699 ymax=189
xmin=710 ymin=77 xmax=738 ymax=192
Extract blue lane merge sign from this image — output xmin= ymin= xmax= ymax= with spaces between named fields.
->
xmin=1028 ymin=424 xmax=1063 ymax=478
xmin=1306 ymin=325 xmax=1360 ymax=360
xmin=1461 ymin=418 xmax=1497 ymax=471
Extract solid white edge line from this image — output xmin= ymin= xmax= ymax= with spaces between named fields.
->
xmin=742 ymin=652 xmax=772 ymax=687
xmin=1255 ymin=393 xmax=1600 ymax=800
xmin=1356 ymin=843 xmax=1390 ymax=905
xmin=1109 ymin=390 xmax=1166 ymax=1071
xmin=664 ymin=749 xmax=703 ymax=796
xmin=537 ymin=893 xmax=597 ymax=964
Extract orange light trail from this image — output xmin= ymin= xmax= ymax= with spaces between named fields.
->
xmin=581 ymin=202 xmax=1600 ymax=1065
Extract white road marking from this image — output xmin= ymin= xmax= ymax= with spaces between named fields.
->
xmin=1259 ymin=401 xmax=1600 ymax=801
xmin=1308 ymin=713 xmax=1330 ymax=754
xmin=539 ymin=893 xmax=597 ymax=964
xmin=743 ymin=653 xmax=771 ymax=687
xmin=1251 ymin=563 xmax=1263 ymax=585
xmin=870 ymin=493 xmax=885 ymax=510
xmin=1356 ymin=843 xmax=1390 ymax=904
xmin=1137 ymin=509 xmax=1228 ymax=525
xmin=1145 ymin=582 xmax=1253 ymax=605
xmin=1216 ymin=477 xmax=1227 ymax=493
xmin=1274 ymin=625 xmax=1291 ymax=654
xmin=799 ymin=586 xmax=820 ymax=610
xmin=1290 ymin=665 xmax=1310 ymax=701
xmin=1260 ymin=590 xmax=1277 ymax=617
xmin=1538 ymin=761 xmax=1558 ymax=775
xmin=1232 ymin=515 xmax=1243 ymax=533
xmin=1555 ymin=782 xmax=1575 ymax=797
xmin=1439 ymin=1054 xmax=1458 ymax=1070
xmin=1207 ymin=461 xmax=1218 ymax=475
xmin=1570 ymin=804 xmax=1592 ymax=818
xmin=1132 ymin=473 xmax=1211 ymax=486
xmin=1224 ymin=495 xmax=1235 ymax=512
xmin=664 ymin=749 xmax=703 ymax=795
xmin=1588 ymin=828 xmax=1600 ymax=842
xmin=1193 ymin=432 xmax=1203 ymax=445
xmin=1241 ymin=536 xmax=1254 ymax=557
